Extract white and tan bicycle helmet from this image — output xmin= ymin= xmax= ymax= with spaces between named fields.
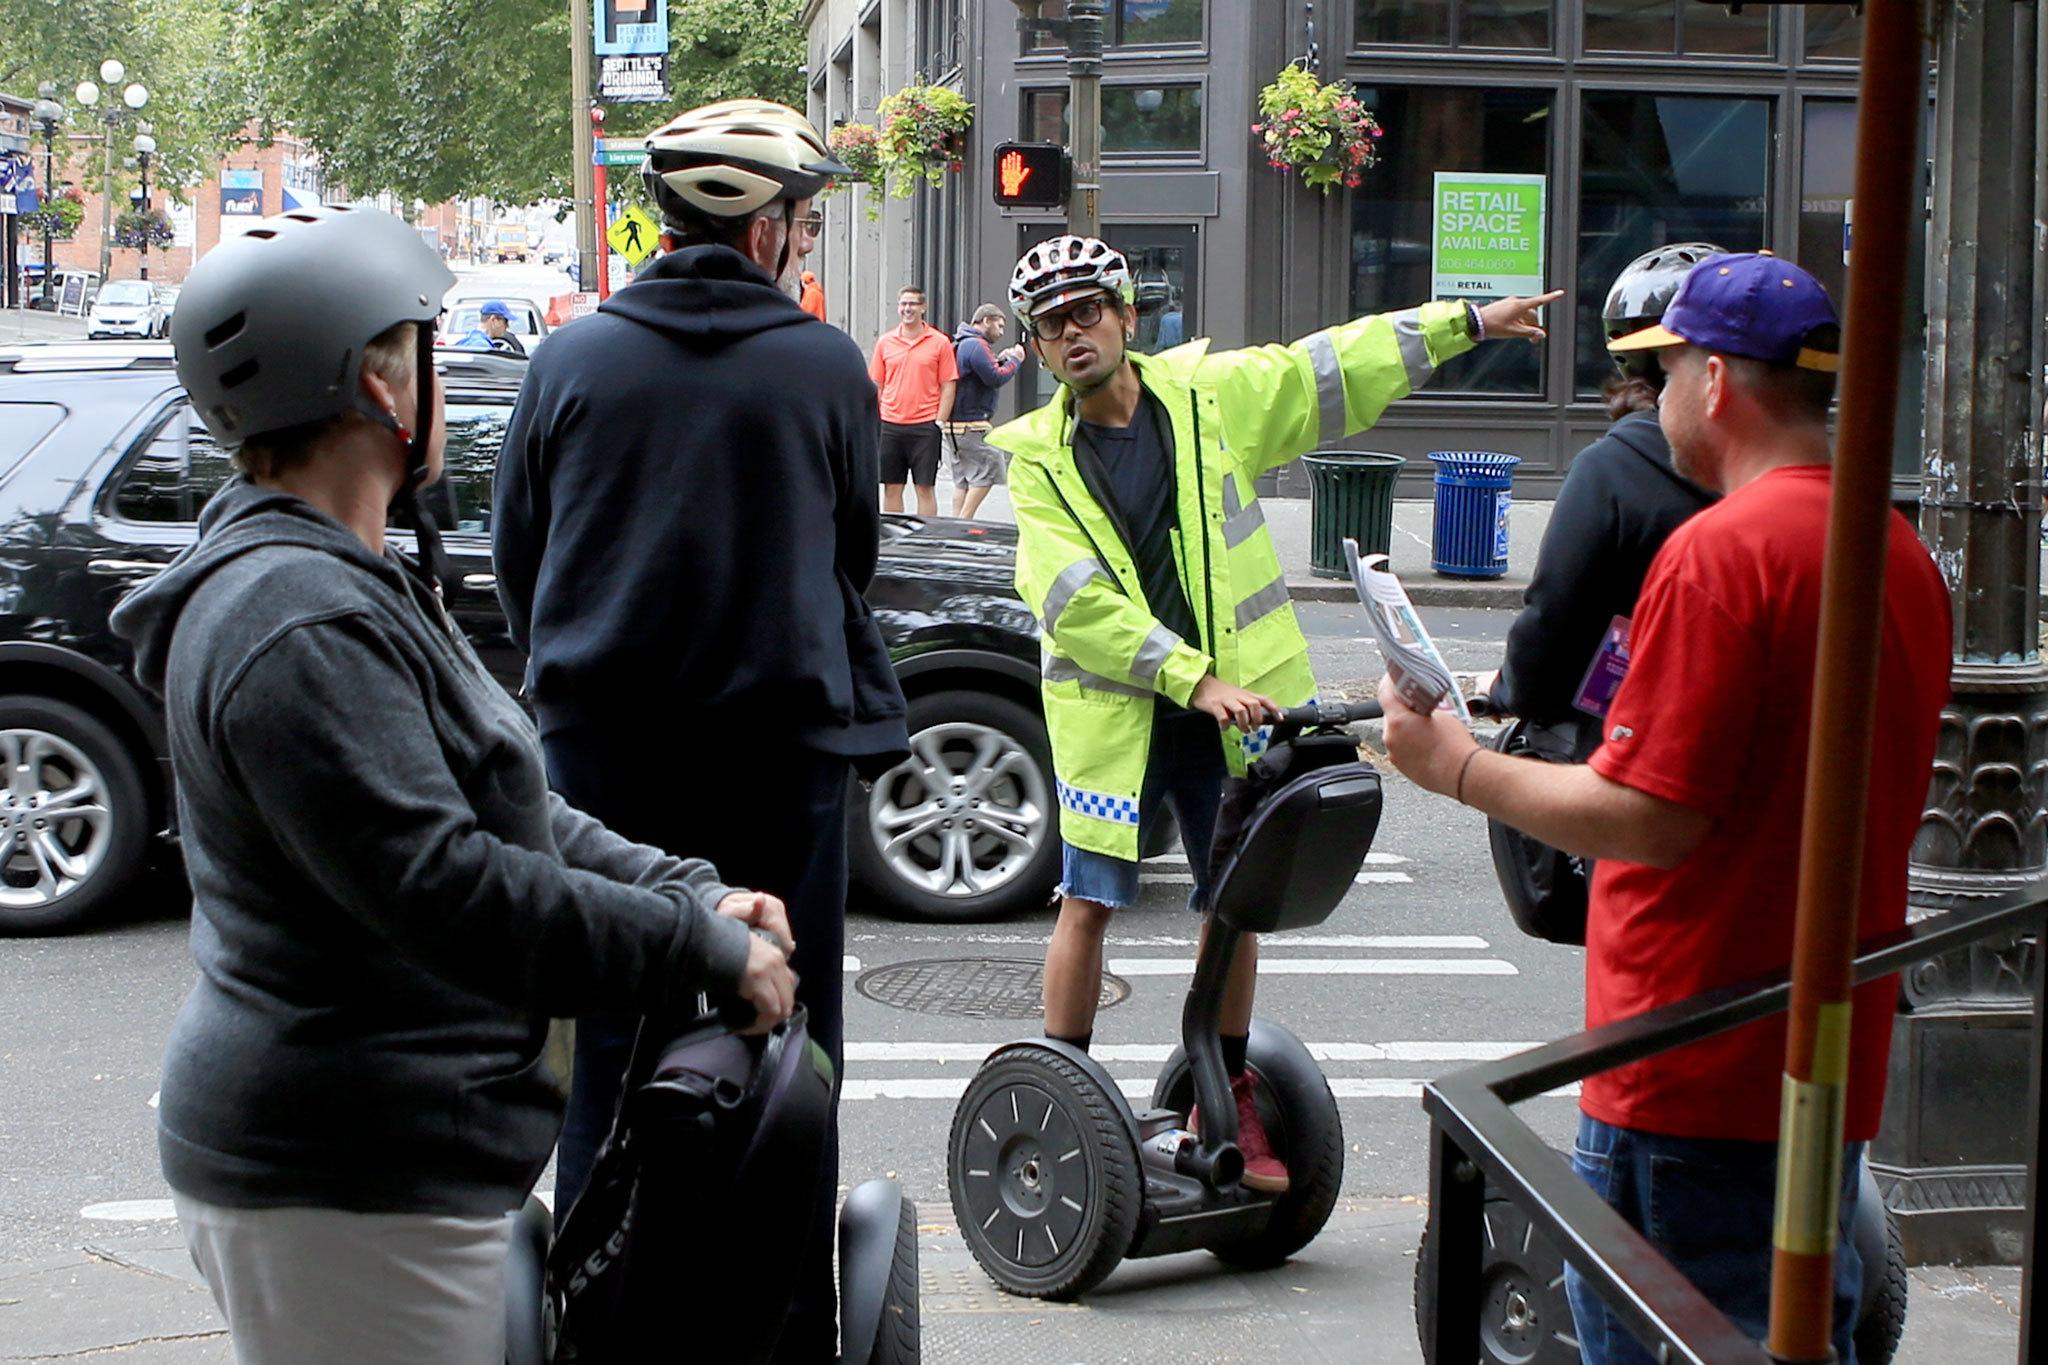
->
xmin=1009 ymin=235 xmax=1136 ymax=325
xmin=642 ymin=98 xmax=849 ymax=223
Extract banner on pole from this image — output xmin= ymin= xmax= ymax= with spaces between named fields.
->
xmin=594 ymin=0 xmax=668 ymax=56
xmin=598 ymin=53 xmax=668 ymax=103
xmin=220 ymin=169 xmax=265 ymax=238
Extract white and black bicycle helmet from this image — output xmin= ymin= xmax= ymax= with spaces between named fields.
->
xmin=642 ymin=99 xmax=849 ymax=224
xmin=1008 ymin=235 xmax=1136 ymax=326
xmin=1603 ymin=242 xmax=1724 ymax=380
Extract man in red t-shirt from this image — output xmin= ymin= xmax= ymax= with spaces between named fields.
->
xmin=869 ymin=284 xmax=958 ymax=517
xmin=1381 ymin=254 xmax=1950 ymax=1364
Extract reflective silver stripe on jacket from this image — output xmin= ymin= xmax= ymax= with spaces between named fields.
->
xmin=1220 ymin=473 xmax=1268 ymax=548
xmin=1304 ymin=329 xmax=1347 ymax=446
xmin=1041 ymin=557 xmax=1108 ymax=637
xmin=1042 ymin=651 xmax=1149 ymax=699
xmin=1390 ymin=308 xmax=1435 ymax=392
xmin=1235 ymin=574 xmax=1291 ymax=630
xmin=1130 ymin=624 xmax=1180 ymax=685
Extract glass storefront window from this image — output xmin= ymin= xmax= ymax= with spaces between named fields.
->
xmin=1018 ymin=224 xmax=1199 ymax=408
xmin=1798 ymin=100 xmax=1856 ymax=310
xmin=1805 ymin=6 xmax=1861 ymax=60
xmin=1583 ymin=0 xmax=1768 ymax=55
xmin=1025 ymin=0 xmax=1203 ymax=50
xmin=1024 ymin=85 xmax=1204 ymax=154
xmin=1349 ymin=86 xmax=1553 ymax=396
xmin=1575 ymin=93 xmax=1771 ymax=396
xmin=1355 ymin=0 xmax=1548 ymax=48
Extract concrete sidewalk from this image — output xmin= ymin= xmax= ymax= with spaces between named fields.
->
xmin=0 ymin=306 xmax=90 ymax=344
xmin=0 ymin=1202 xmax=2022 ymax=1361
xmin=966 ymin=484 xmax=1547 ymax=611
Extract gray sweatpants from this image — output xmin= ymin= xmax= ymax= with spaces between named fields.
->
xmin=175 ymin=1192 xmax=515 ymax=1364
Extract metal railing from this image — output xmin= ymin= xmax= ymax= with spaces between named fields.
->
xmin=1421 ymin=882 xmax=2048 ymax=1365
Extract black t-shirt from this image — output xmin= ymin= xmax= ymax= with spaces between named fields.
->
xmin=1076 ymin=405 xmax=1199 ymax=649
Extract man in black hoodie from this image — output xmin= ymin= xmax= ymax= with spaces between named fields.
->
xmin=493 ymin=98 xmax=907 ymax=1361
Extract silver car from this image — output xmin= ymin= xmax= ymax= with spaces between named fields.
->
xmin=87 ymin=279 xmax=167 ymax=340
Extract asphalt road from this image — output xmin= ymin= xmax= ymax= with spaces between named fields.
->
xmin=0 ymin=603 xmax=1577 ymax=1255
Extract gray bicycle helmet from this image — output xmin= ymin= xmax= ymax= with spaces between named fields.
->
xmin=1603 ymin=242 xmax=1724 ymax=381
xmin=173 ymin=205 xmax=453 ymax=445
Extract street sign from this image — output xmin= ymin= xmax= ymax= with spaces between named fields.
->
xmin=593 ymin=138 xmax=648 ymax=167
xmin=991 ymin=142 xmax=1068 ymax=209
xmin=607 ymin=205 xmax=660 ymax=265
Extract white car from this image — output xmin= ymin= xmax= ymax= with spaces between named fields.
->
xmin=88 ymin=280 xmax=167 ymax=340
xmin=440 ymin=295 xmax=550 ymax=354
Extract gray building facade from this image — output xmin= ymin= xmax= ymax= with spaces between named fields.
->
xmin=806 ymin=0 xmax=1881 ymax=495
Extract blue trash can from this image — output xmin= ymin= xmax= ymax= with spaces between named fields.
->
xmin=1429 ymin=451 xmax=1521 ymax=578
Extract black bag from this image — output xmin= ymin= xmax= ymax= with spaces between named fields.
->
xmin=547 ymin=1007 xmax=835 ymax=1364
xmin=1485 ymin=717 xmax=1597 ymax=946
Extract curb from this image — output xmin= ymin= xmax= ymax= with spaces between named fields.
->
xmin=1288 ymin=577 xmax=1527 ymax=610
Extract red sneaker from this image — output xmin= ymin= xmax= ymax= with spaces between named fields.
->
xmin=1191 ymin=1073 xmax=1291 ymax=1193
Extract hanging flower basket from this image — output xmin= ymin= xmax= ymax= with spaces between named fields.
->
xmin=114 ymin=208 xmax=174 ymax=250
xmin=20 ymin=188 xmax=85 ymax=241
xmin=1253 ymin=64 xmax=1385 ymax=194
xmin=827 ymin=121 xmax=885 ymax=192
xmin=874 ymin=81 xmax=973 ymax=198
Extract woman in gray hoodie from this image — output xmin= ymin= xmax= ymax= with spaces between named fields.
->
xmin=110 ymin=206 xmax=797 ymax=1364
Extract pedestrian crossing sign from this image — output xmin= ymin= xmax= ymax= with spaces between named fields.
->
xmin=607 ymin=206 xmax=660 ymax=265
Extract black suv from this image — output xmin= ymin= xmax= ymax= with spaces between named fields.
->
xmin=0 ymin=342 xmax=1056 ymax=933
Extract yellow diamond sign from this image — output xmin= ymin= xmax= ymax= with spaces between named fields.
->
xmin=607 ymin=206 xmax=660 ymax=266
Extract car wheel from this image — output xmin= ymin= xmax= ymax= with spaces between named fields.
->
xmin=849 ymin=688 xmax=1058 ymax=923
xmin=0 ymin=697 xmax=150 ymax=935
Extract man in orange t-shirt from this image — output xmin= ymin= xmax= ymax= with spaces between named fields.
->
xmin=868 ymin=284 xmax=957 ymax=516
xmin=1379 ymin=254 xmax=1950 ymax=1364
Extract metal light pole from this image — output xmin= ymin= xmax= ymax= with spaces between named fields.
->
xmin=1009 ymin=0 xmax=1104 ymax=237
xmin=570 ymin=0 xmax=599 ymax=292
xmin=133 ymin=128 xmax=155 ymax=281
xmin=74 ymin=62 xmax=147 ymax=284
xmin=31 ymin=84 xmax=61 ymax=309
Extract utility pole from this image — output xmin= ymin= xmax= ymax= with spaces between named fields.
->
xmin=1010 ymin=0 xmax=1104 ymax=238
xmin=570 ymin=0 xmax=599 ymax=292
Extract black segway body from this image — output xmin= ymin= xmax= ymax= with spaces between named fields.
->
xmin=949 ymin=703 xmax=1383 ymax=1301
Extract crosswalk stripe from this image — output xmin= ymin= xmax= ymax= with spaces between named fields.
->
xmin=848 ymin=932 xmax=1490 ymax=951
xmin=838 ymin=1076 xmax=1576 ymax=1102
xmin=1143 ymin=870 xmax=1414 ymax=886
xmin=1106 ymin=957 xmax=1517 ymax=977
xmin=846 ymin=1041 xmax=1539 ymax=1064
xmin=1147 ymin=851 xmax=1409 ymax=867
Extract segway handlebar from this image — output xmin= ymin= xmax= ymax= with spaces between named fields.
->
xmin=1273 ymin=699 xmax=1383 ymax=728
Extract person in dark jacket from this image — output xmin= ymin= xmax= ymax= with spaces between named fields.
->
xmin=109 ymin=205 xmax=797 ymax=1365
xmin=1487 ymin=242 xmax=1725 ymax=742
xmin=946 ymin=302 xmax=1025 ymax=518
xmin=491 ymin=98 xmax=908 ymax=1363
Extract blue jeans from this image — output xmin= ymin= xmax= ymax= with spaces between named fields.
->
xmin=1565 ymin=1113 xmax=1864 ymax=1365
xmin=1059 ymin=712 xmax=1225 ymax=913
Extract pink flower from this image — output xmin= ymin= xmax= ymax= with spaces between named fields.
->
xmin=1285 ymin=107 xmax=1301 ymax=118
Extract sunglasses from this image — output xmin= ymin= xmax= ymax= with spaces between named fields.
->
xmin=794 ymin=212 xmax=824 ymax=236
xmin=1030 ymin=296 xmax=1107 ymax=341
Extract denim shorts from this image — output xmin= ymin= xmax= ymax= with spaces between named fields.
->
xmin=1564 ymin=1112 xmax=1865 ymax=1365
xmin=1060 ymin=713 xmax=1225 ymax=913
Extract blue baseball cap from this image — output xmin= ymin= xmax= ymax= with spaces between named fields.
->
xmin=479 ymin=299 xmax=513 ymax=320
xmin=1607 ymin=251 xmax=1840 ymax=372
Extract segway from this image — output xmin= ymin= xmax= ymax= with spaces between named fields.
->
xmin=947 ymin=701 xmax=1385 ymax=1298
xmin=506 ymin=1002 xmax=920 ymax=1364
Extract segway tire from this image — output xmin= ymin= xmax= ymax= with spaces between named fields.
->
xmin=1854 ymin=1202 xmax=1907 ymax=1365
xmin=875 ymin=1190 xmax=922 ymax=1364
xmin=1413 ymin=1195 xmax=1580 ymax=1365
xmin=948 ymin=1047 xmax=1141 ymax=1300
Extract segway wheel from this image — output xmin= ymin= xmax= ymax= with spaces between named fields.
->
xmin=1151 ymin=1025 xmax=1345 ymax=1268
xmin=1853 ymin=1196 xmax=1908 ymax=1365
xmin=948 ymin=1047 xmax=1141 ymax=1300
xmin=1413 ymin=1194 xmax=1581 ymax=1365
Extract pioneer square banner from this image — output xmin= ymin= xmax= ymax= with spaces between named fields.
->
xmin=595 ymin=0 xmax=668 ymax=56
xmin=598 ymin=53 xmax=669 ymax=103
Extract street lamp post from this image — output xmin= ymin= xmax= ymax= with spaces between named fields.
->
xmin=31 ymin=84 xmax=62 ymax=310
xmin=73 ymin=61 xmax=147 ymax=284
xmin=132 ymin=128 xmax=155 ymax=281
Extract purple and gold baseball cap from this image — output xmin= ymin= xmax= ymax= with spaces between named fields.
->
xmin=1607 ymin=250 xmax=1840 ymax=372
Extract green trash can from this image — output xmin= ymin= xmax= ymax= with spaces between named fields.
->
xmin=1302 ymin=451 xmax=1405 ymax=579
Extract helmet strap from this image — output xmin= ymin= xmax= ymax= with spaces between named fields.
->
xmin=772 ymin=199 xmax=795 ymax=283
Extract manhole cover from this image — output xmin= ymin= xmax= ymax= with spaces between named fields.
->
xmin=855 ymin=957 xmax=1130 ymax=1019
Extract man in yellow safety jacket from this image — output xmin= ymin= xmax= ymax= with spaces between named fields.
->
xmin=992 ymin=234 xmax=1559 ymax=1189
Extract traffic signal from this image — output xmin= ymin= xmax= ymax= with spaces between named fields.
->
xmin=992 ymin=142 xmax=1068 ymax=209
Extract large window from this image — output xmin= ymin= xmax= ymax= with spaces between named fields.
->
xmin=1354 ymin=0 xmax=1550 ymax=50
xmin=1575 ymin=93 xmax=1771 ymax=396
xmin=1583 ymin=0 xmax=1770 ymax=56
xmin=1025 ymin=0 xmax=1203 ymax=50
xmin=1349 ymin=86 xmax=1553 ymax=396
xmin=1798 ymin=100 xmax=1856 ymax=311
xmin=112 ymin=407 xmax=235 ymax=524
xmin=1804 ymin=6 xmax=1861 ymax=61
xmin=1025 ymin=85 xmax=1204 ymax=155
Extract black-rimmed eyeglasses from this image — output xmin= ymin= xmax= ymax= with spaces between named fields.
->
xmin=1030 ymin=296 xmax=1106 ymax=341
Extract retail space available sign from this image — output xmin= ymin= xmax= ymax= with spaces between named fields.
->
xmin=598 ymin=53 xmax=668 ymax=103
xmin=1431 ymin=172 xmax=1546 ymax=300
xmin=595 ymin=0 xmax=667 ymax=55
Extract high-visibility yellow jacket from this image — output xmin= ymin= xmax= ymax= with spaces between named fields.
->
xmin=990 ymin=301 xmax=1475 ymax=860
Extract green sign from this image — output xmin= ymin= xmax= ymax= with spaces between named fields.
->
xmin=595 ymin=148 xmax=647 ymax=166
xmin=1431 ymin=172 xmax=1546 ymax=300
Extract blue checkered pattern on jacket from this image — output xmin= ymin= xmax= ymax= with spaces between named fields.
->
xmin=1241 ymin=695 xmax=1319 ymax=761
xmin=1056 ymin=779 xmax=1140 ymax=826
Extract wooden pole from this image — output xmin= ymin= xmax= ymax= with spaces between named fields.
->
xmin=1766 ymin=1 xmax=1929 ymax=1358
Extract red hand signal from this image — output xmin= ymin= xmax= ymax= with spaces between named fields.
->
xmin=999 ymin=150 xmax=1033 ymax=200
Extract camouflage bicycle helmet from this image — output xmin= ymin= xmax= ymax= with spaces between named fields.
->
xmin=642 ymin=99 xmax=849 ymax=223
xmin=1009 ymin=235 xmax=1136 ymax=325
xmin=1603 ymin=242 xmax=1725 ymax=381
